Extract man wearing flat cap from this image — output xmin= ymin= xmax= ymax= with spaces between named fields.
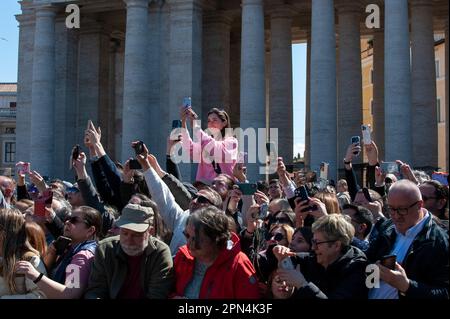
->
xmin=85 ymin=203 xmax=174 ymax=299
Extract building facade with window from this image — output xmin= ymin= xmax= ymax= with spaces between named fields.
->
xmin=0 ymin=83 xmax=17 ymax=176
xmin=361 ymin=35 xmax=448 ymax=172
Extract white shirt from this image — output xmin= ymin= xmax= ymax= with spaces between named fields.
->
xmin=369 ymin=210 xmax=431 ymax=299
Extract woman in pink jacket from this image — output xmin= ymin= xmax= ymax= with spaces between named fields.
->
xmin=181 ymin=107 xmax=238 ymax=183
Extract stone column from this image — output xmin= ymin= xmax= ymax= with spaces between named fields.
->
xmin=168 ymin=0 xmax=203 ymax=181
xmin=372 ymin=29 xmax=385 ymax=160
xmin=310 ymin=0 xmax=337 ymax=179
xmin=229 ymin=28 xmax=241 ymax=128
xmin=121 ymin=0 xmax=151 ymax=161
xmin=202 ymin=11 xmax=232 ymax=121
xmin=337 ymin=1 xmax=362 ymax=169
xmin=54 ymin=19 xmax=78 ymax=179
xmin=240 ymin=0 xmax=266 ymax=181
xmin=77 ymin=21 xmax=110 ymax=150
xmin=30 ymin=6 xmax=57 ymax=176
xmin=305 ymin=31 xmax=311 ymax=169
xmin=15 ymin=7 xmax=35 ymax=164
xmin=411 ymin=0 xmax=437 ymax=168
xmin=269 ymin=7 xmax=293 ymax=165
xmin=114 ymin=38 xmax=125 ymax=162
xmin=384 ymin=0 xmax=412 ymax=163
xmin=148 ymin=2 xmax=163 ymax=161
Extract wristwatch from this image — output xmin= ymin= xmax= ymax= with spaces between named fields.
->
xmin=343 ymin=158 xmax=351 ymax=165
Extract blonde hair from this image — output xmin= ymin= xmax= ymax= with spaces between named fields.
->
xmin=314 ymin=191 xmax=340 ymax=214
xmin=312 ymin=214 xmax=355 ymax=247
xmin=0 ymin=208 xmax=39 ymax=294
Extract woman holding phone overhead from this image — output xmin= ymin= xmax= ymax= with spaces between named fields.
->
xmin=180 ymin=103 xmax=238 ymax=183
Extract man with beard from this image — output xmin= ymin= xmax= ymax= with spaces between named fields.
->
xmin=85 ymin=203 xmax=173 ymax=299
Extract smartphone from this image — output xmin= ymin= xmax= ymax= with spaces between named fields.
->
xmin=380 ymin=254 xmax=397 ymax=270
xmin=259 ymin=203 xmax=268 ymax=219
xmin=351 ymin=136 xmax=361 ymax=156
xmin=182 ymin=96 xmax=192 ymax=109
xmin=280 ymin=257 xmax=295 ymax=270
xmin=319 ymin=162 xmax=329 ymax=180
xmin=16 ymin=162 xmax=31 ymax=175
xmin=53 ymin=236 xmax=72 ymax=255
xmin=380 ymin=162 xmax=401 ymax=179
xmin=72 ymin=144 xmax=80 ymax=160
xmin=432 ymin=172 xmax=449 ymax=186
xmin=236 ymin=183 xmax=257 ymax=195
xmin=34 ymin=190 xmax=53 ymax=217
xmin=133 ymin=141 xmax=144 ymax=156
xmin=295 ymin=186 xmax=309 ymax=202
xmin=129 ymin=159 xmax=142 ymax=170
xmin=361 ymin=124 xmax=372 ymax=145
xmin=172 ymin=120 xmax=182 ymax=129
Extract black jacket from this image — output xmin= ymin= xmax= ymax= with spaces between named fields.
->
xmin=291 ymin=246 xmax=368 ymax=299
xmin=366 ymin=213 xmax=449 ymax=299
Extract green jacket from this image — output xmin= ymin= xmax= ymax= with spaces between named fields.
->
xmin=85 ymin=235 xmax=174 ymax=299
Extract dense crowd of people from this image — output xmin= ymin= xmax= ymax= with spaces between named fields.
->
xmin=0 ymin=107 xmax=448 ymax=299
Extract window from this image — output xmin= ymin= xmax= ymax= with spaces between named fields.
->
xmin=4 ymin=142 xmax=15 ymax=163
xmin=435 ymin=60 xmax=440 ymax=78
xmin=437 ymin=99 xmax=443 ymax=123
xmin=9 ymin=102 xmax=16 ymax=108
xmin=370 ymin=99 xmax=374 ymax=115
xmin=5 ymin=127 xmax=15 ymax=134
xmin=370 ymin=69 xmax=373 ymax=84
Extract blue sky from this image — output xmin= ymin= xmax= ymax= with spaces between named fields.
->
xmin=0 ymin=0 xmax=306 ymax=157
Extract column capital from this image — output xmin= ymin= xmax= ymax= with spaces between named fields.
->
xmin=123 ymin=0 xmax=151 ymax=8
xmin=241 ymin=0 xmax=264 ymax=6
xmin=335 ymin=0 xmax=363 ymax=14
xmin=268 ymin=5 xmax=296 ymax=20
xmin=34 ymin=5 xmax=58 ymax=18
xmin=15 ymin=13 xmax=35 ymax=26
xmin=166 ymin=0 xmax=203 ymax=10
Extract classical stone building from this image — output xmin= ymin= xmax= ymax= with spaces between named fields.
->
xmin=15 ymin=0 xmax=449 ymax=182
xmin=0 ymin=83 xmax=17 ymax=176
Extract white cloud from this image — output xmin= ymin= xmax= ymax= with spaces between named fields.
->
xmin=293 ymin=143 xmax=305 ymax=158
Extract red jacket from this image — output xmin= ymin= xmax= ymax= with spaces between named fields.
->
xmin=173 ymin=233 xmax=260 ymax=299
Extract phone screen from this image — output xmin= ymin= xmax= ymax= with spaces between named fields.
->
xmin=183 ymin=97 xmax=192 ymax=109
xmin=237 ymin=183 xmax=257 ymax=195
xmin=72 ymin=144 xmax=80 ymax=160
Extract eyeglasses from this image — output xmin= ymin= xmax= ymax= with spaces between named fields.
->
xmin=182 ymin=230 xmax=195 ymax=243
xmin=386 ymin=201 xmax=420 ymax=216
xmin=422 ymin=195 xmax=437 ymax=202
xmin=65 ymin=216 xmax=89 ymax=226
xmin=194 ymin=195 xmax=214 ymax=205
xmin=311 ymin=239 xmax=336 ymax=247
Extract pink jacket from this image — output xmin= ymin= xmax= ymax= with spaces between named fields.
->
xmin=182 ymin=127 xmax=238 ymax=182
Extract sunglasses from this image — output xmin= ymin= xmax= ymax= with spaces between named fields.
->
xmin=267 ymin=232 xmax=284 ymax=242
xmin=65 ymin=216 xmax=89 ymax=226
xmin=194 ymin=195 xmax=214 ymax=205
